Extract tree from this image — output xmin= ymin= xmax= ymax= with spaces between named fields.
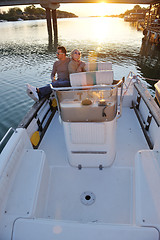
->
xmin=34 ymin=7 xmax=45 ymax=17
xmin=0 ymin=5 xmax=77 ymax=21
xmin=7 ymin=7 xmax=23 ymax=20
xmin=124 ymin=5 xmax=148 ymax=16
xmin=133 ymin=5 xmax=142 ymax=13
xmin=8 ymin=7 xmax=22 ymax=16
xmin=24 ymin=5 xmax=36 ymax=15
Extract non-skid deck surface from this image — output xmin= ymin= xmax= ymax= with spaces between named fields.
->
xmin=40 ymin=107 xmax=149 ymax=168
xmin=39 ymin=112 xmax=68 ymax=166
xmin=39 ymin=107 xmax=149 ymax=224
xmin=44 ymin=166 xmax=132 ymax=224
xmin=114 ymin=106 xmax=149 ymax=167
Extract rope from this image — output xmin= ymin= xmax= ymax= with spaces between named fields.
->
xmin=122 ymin=77 xmax=133 ymax=98
xmin=121 ymin=72 xmax=159 ymax=105
xmin=137 ymin=75 xmax=160 ymax=82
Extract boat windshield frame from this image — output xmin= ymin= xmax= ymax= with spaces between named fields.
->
xmin=52 ymin=79 xmax=123 ymax=92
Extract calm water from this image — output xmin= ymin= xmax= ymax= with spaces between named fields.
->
xmin=0 ymin=17 xmax=160 ymax=140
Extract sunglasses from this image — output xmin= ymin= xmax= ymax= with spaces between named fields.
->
xmin=56 ymin=52 xmax=64 ymax=55
xmin=74 ymin=52 xmax=81 ymax=55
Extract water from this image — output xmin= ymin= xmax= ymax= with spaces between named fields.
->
xmin=0 ymin=17 xmax=160 ymax=140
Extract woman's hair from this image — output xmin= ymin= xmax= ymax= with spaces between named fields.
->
xmin=58 ymin=46 xmax=67 ymax=55
xmin=71 ymin=49 xmax=81 ymax=58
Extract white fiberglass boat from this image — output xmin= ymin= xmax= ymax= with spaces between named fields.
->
xmin=0 ymin=62 xmax=160 ymax=240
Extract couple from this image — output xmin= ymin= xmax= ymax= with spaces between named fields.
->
xmin=26 ymin=46 xmax=86 ymax=102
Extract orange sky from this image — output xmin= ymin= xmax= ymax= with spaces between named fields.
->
xmin=0 ymin=3 xmax=149 ymax=17
xmin=59 ymin=3 xmax=149 ymax=17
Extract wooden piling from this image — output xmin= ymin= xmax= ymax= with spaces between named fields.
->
xmin=41 ymin=1 xmax=60 ymax=47
xmin=52 ymin=9 xmax=58 ymax=48
xmin=52 ymin=10 xmax=58 ymax=40
xmin=46 ymin=8 xmax=52 ymax=44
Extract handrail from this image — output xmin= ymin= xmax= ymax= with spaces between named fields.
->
xmin=52 ymin=79 xmax=123 ymax=92
xmin=126 ymin=71 xmax=137 ymax=80
xmin=0 ymin=127 xmax=17 ymax=146
xmin=117 ymin=78 xmax=124 ymax=119
xmin=54 ymin=79 xmax=124 ymax=121
xmin=134 ymin=82 xmax=160 ymax=127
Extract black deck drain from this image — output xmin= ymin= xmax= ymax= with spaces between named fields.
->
xmin=80 ymin=191 xmax=96 ymax=205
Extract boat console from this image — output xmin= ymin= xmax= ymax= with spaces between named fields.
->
xmin=54 ymin=70 xmax=123 ymax=168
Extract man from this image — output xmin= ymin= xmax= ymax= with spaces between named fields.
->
xmin=26 ymin=46 xmax=70 ymax=102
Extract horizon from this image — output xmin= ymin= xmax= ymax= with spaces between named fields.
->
xmin=0 ymin=3 xmax=149 ymax=17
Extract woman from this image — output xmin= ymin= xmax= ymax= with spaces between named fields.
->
xmin=68 ymin=49 xmax=86 ymax=74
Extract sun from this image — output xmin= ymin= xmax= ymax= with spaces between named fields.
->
xmin=96 ymin=2 xmax=107 ymax=17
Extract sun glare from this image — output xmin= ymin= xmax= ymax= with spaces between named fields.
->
xmin=96 ymin=2 xmax=107 ymax=17
xmin=89 ymin=2 xmax=122 ymax=17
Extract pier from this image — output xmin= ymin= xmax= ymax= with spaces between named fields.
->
xmin=142 ymin=2 xmax=160 ymax=44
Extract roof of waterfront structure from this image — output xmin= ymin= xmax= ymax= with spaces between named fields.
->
xmin=0 ymin=0 xmax=159 ymax=7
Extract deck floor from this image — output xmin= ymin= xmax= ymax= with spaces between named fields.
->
xmin=39 ymin=106 xmax=149 ymax=224
xmin=44 ymin=166 xmax=132 ymax=224
xmin=40 ymin=106 xmax=149 ymax=168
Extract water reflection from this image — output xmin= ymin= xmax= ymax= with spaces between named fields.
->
xmin=137 ymin=39 xmax=160 ymax=88
xmin=0 ymin=17 xmax=160 ymax=140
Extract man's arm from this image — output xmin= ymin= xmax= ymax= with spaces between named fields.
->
xmin=51 ymin=62 xmax=57 ymax=82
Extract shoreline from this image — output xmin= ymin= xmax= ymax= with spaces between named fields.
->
xmin=0 ymin=16 xmax=122 ymax=23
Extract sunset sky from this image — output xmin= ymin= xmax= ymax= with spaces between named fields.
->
xmin=0 ymin=3 xmax=149 ymax=17
xmin=59 ymin=3 xmax=149 ymax=17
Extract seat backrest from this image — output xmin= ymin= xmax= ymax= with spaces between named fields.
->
xmin=85 ymin=62 xmax=112 ymax=71
xmin=70 ymin=70 xmax=114 ymax=87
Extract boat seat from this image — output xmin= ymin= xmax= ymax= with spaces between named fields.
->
xmin=70 ymin=70 xmax=113 ymax=87
xmin=4 ymin=149 xmax=49 ymax=218
xmin=12 ymin=218 xmax=159 ymax=240
xmin=0 ymin=128 xmax=32 ymax=209
xmin=135 ymin=150 xmax=160 ymax=231
xmin=85 ymin=61 xmax=112 ymax=72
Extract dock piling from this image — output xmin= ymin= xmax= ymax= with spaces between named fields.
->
xmin=40 ymin=1 xmax=60 ymax=46
xmin=46 ymin=8 xmax=52 ymax=44
xmin=52 ymin=9 xmax=58 ymax=47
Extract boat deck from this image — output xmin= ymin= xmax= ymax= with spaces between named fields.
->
xmin=38 ymin=106 xmax=149 ymax=224
xmin=40 ymin=107 xmax=148 ymax=168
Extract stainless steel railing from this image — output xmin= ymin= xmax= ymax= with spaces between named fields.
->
xmin=0 ymin=127 xmax=17 ymax=147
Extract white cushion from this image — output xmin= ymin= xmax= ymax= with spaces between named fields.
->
xmin=96 ymin=70 xmax=113 ymax=85
xmin=70 ymin=70 xmax=114 ymax=87
xmin=85 ymin=62 xmax=112 ymax=71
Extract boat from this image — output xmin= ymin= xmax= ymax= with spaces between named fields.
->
xmin=124 ymin=13 xmax=145 ymax=22
xmin=0 ymin=62 xmax=160 ymax=240
xmin=17 ymin=18 xmax=24 ymax=21
xmin=0 ymin=20 xmax=7 ymax=22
